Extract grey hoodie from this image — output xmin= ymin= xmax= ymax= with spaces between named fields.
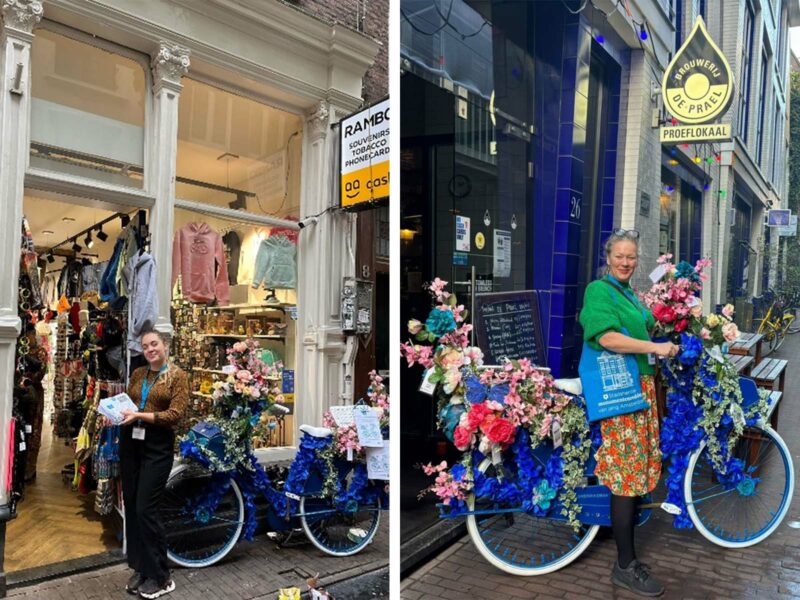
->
xmin=127 ymin=251 xmax=159 ymax=355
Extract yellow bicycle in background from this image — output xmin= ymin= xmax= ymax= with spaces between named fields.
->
xmin=753 ymin=289 xmax=799 ymax=355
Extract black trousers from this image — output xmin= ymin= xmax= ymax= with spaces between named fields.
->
xmin=120 ymin=424 xmax=174 ymax=583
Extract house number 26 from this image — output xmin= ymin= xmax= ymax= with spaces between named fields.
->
xmin=570 ymin=196 xmax=582 ymax=220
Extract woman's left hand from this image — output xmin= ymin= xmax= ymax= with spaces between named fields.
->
xmin=119 ymin=409 xmax=140 ymax=426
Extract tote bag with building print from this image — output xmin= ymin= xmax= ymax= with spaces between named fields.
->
xmin=578 ymin=333 xmax=647 ymax=422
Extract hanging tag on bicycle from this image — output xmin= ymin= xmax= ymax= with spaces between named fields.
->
xmin=730 ymin=403 xmax=746 ymax=428
xmin=552 ymin=421 xmax=563 ymax=448
xmin=419 ymin=369 xmax=436 ymax=395
xmin=706 ymin=346 xmax=725 ymax=364
xmin=132 ymin=426 xmax=145 ymax=440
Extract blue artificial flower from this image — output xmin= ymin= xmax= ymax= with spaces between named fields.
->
xmin=425 ymin=308 xmax=457 ymax=337
xmin=464 ymin=373 xmax=488 ymax=404
xmin=438 ymin=403 xmax=466 ymax=442
xmin=675 ymin=260 xmax=700 ymax=282
xmin=488 ymin=383 xmax=510 ymax=404
xmin=531 ymin=480 xmax=557 ymax=511
xmin=451 ymin=463 xmax=466 ymax=482
xmin=678 ymin=333 xmax=703 ymax=365
xmin=464 ymin=373 xmax=509 ymax=405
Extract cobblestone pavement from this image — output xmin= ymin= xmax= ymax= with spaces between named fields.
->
xmin=8 ymin=520 xmax=387 ymax=599
xmin=402 ymin=332 xmax=800 ymax=600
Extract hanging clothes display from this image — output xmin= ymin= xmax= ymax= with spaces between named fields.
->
xmin=252 ymin=229 xmax=298 ymax=290
xmin=222 ymin=229 xmax=241 ymax=285
xmin=171 ymin=222 xmax=230 ymax=305
xmin=236 ymin=227 xmax=268 ymax=285
xmin=126 ymin=251 xmax=159 ymax=356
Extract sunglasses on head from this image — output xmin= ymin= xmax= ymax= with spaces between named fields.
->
xmin=613 ymin=228 xmax=640 ymax=239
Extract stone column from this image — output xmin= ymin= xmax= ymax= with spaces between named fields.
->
xmin=148 ymin=43 xmax=190 ymax=342
xmin=0 ymin=2 xmax=43 ymax=593
xmin=295 ymin=101 xmax=355 ymax=436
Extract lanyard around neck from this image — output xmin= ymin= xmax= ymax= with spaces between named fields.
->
xmin=140 ymin=365 xmax=167 ymax=411
xmin=603 ymin=276 xmax=648 ymax=323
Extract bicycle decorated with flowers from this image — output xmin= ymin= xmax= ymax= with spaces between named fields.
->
xmin=401 ymin=265 xmax=793 ymax=576
xmin=161 ymin=339 xmax=389 ymax=568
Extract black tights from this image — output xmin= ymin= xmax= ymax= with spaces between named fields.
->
xmin=611 ymin=494 xmax=637 ymax=568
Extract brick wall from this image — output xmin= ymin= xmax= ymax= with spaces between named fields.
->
xmin=285 ymin=0 xmax=388 ymax=103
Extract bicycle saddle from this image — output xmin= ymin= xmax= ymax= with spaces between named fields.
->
xmin=552 ymin=378 xmax=582 ymax=396
xmin=299 ymin=424 xmax=333 ymax=438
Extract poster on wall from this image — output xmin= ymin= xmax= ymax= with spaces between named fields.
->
xmin=340 ymin=97 xmax=390 ymax=210
xmin=455 ymin=215 xmax=471 ymax=252
xmin=493 ymin=229 xmax=511 ymax=278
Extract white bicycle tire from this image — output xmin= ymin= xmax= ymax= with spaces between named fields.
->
xmin=465 ymin=494 xmax=600 ymax=576
xmin=165 ymin=466 xmax=245 ymax=568
xmin=684 ymin=425 xmax=794 ymax=548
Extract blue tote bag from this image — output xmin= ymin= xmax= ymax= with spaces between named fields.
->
xmin=578 ymin=329 xmax=648 ymax=422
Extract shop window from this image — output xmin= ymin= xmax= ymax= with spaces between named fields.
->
xmin=659 ymin=188 xmax=678 ymax=258
xmin=755 ymin=48 xmax=769 ymax=166
xmin=737 ymin=2 xmax=755 ymax=143
xmin=170 ymin=206 xmax=298 ymax=448
xmin=30 ymin=28 xmax=146 ymax=188
xmin=176 ymin=79 xmax=302 ymax=220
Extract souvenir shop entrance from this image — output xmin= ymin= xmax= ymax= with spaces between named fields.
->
xmin=8 ymin=193 xmax=150 ymax=578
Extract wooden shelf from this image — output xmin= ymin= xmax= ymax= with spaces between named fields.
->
xmin=208 ymin=303 xmax=296 ymax=311
xmin=192 ymin=392 xmax=215 ymax=399
xmin=192 ymin=367 xmax=229 ymax=375
xmin=197 ymin=334 xmax=286 ymax=340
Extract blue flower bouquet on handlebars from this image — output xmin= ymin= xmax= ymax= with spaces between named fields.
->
xmin=402 ymin=265 xmax=793 ymax=576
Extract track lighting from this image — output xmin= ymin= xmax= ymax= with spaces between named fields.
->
xmin=46 ymin=253 xmax=55 ymax=264
xmin=120 ymin=214 xmax=130 ymax=227
xmin=96 ymin=226 xmax=108 ymax=242
xmin=71 ymin=240 xmax=81 ymax=253
xmin=84 ymin=233 xmax=94 ymax=249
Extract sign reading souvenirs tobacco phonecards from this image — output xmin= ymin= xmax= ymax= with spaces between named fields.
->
xmin=660 ymin=17 xmax=734 ymax=144
xmin=340 ymin=97 xmax=390 ymax=210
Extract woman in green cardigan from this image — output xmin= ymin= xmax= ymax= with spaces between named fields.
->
xmin=579 ymin=229 xmax=678 ymax=597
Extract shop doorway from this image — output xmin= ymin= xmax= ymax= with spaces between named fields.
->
xmin=7 ymin=193 xmax=147 ymax=580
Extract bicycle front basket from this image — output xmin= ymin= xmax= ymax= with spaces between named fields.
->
xmin=187 ymin=421 xmax=226 ymax=461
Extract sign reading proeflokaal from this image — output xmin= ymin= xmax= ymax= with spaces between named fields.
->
xmin=660 ymin=17 xmax=734 ymax=144
xmin=340 ymin=98 xmax=389 ymax=210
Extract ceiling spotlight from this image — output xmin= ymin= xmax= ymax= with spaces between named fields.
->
xmin=42 ymin=229 xmax=54 ymax=236
xmin=96 ymin=226 xmax=108 ymax=242
xmin=120 ymin=214 xmax=130 ymax=227
xmin=46 ymin=253 xmax=55 ymax=264
xmin=84 ymin=233 xmax=94 ymax=249
xmin=71 ymin=240 xmax=81 ymax=253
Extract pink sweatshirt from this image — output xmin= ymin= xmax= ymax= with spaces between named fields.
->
xmin=172 ymin=222 xmax=230 ymax=305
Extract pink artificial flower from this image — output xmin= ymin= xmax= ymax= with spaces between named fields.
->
xmin=700 ymin=327 xmax=711 ymax=340
xmin=453 ymin=426 xmax=473 ymax=450
xmin=467 ymin=402 xmax=493 ymax=431
xmin=439 ymin=347 xmax=465 ymax=370
xmin=236 ymin=369 xmax=252 ymax=382
xmin=722 ymin=322 xmax=740 ymax=343
xmin=422 ymin=461 xmax=448 ymax=476
xmin=443 ymin=368 xmax=462 ymax=394
xmin=690 ymin=303 xmax=703 ymax=318
xmin=232 ymin=341 xmax=247 ymax=353
xmin=250 ymin=387 xmax=261 ymax=398
xmin=484 ymin=417 xmax=516 ymax=446
xmin=721 ymin=303 xmax=735 ymax=319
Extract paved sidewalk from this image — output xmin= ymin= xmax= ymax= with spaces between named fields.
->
xmin=402 ymin=333 xmax=800 ymax=600
xmin=8 ymin=520 xmax=387 ymax=599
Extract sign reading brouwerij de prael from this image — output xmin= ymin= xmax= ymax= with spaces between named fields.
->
xmin=660 ymin=17 xmax=734 ymax=143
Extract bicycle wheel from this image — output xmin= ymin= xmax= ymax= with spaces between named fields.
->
xmin=299 ymin=494 xmax=381 ymax=557
xmin=685 ymin=425 xmax=794 ymax=547
xmin=761 ymin=323 xmax=779 ymax=356
xmin=465 ymin=494 xmax=599 ymax=575
xmin=161 ymin=464 xmax=244 ymax=567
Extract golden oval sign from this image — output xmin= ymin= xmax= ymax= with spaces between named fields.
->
xmin=662 ymin=17 xmax=733 ymax=125
xmin=475 ymin=231 xmax=485 ymax=250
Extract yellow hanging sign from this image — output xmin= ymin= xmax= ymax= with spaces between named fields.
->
xmin=661 ymin=17 xmax=733 ymax=125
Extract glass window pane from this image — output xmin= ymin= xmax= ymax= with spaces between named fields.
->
xmin=30 ymin=29 xmax=146 ymax=188
xmin=176 ymin=79 xmax=303 ymax=220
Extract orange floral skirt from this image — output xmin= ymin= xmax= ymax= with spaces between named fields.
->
xmin=594 ymin=375 xmax=662 ymax=497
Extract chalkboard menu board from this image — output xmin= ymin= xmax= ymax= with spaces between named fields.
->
xmin=474 ymin=291 xmax=546 ymax=367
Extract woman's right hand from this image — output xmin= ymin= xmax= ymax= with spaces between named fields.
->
xmin=652 ymin=341 xmax=679 ymax=359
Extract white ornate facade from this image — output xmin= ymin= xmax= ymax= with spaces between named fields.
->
xmin=0 ymin=0 xmax=379 ymax=542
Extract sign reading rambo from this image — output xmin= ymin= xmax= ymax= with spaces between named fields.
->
xmin=660 ymin=17 xmax=734 ymax=143
xmin=340 ymin=98 xmax=390 ymax=210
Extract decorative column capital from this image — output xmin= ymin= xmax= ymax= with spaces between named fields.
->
xmin=151 ymin=42 xmax=190 ymax=93
xmin=1 ymin=0 xmax=42 ymax=34
xmin=306 ymin=100 xmax=330 ymax=141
